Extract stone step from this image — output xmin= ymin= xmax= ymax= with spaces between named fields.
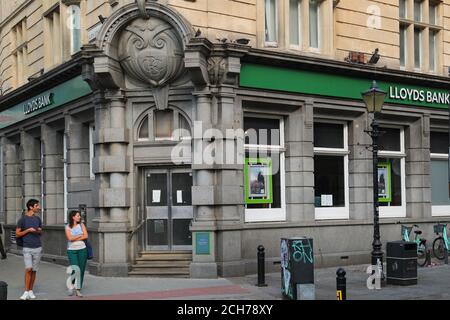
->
xmin=128 ymin=270 xmax=190 ymax=278
xmin=136 ymin=255 xmax=192 ymax=261
xmin=132 ymin=262 xmax=190 ymax=268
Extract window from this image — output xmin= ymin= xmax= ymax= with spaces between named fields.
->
xmin=137 ymin=109 xmax=191 ymax=141
xmin=313 ymin=121 xmax=349 ymax=220
xmin=399 ymin=0 xmax=407 ymax=19
xmin=89 ymin=124 xmax=95 ymax=180
xmin=430 ymin=132 xmax=450 ymax=216
xmin=429 ymin=30 xmax=436 ymax=71
xmin=289 ymin=0 xmax=300 ymax=46
xmin=399 ymin=0 xmax=442 ymax=73
xmin=68 ymin=4 xmax=81 ymax=54
xmin=378 ymin=127 xmax=406 ymax=218
xmin=44 ymin=6 xmax=62 ymax=68
xmin=12 ymin=19 xmax=27 ymax=87
xmin=400 ymin=25 xmax=407 ymax=67
xmin=264 ymin=0 xmax=278 ymax=45
xmin=309 ymin=0 xmax=320 ymax=49
xmin=429 ymin=2 xmax=437 ymax=25
xmin=414 ymin=0 xmax=422 ymax=22
xmin=414 ymin=28 xmax=421 ymax=69
xmin=244 ymin=116 xmax=285 ymax=222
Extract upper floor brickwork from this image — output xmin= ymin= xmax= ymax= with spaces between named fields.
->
xmin=0 ymin=0 xmax=449 ymax=94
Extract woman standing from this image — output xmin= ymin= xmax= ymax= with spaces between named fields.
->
xmin=65 ymin=210 xmax=88 ymax=297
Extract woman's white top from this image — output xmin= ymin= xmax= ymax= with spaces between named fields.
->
xmin=66 ymin=224 xmax=86 ymax=250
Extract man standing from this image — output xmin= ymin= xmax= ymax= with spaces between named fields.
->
xmin=0 ymin=222 xmax=6 ymax=259
xmin=15 ymin=199 xmax=43 ymax=300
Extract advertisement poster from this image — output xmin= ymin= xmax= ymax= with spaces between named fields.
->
xmin=378 ymin=162 xmax=392 ymax=203
xmin=244 ymin=158 xmax=273 ymax=204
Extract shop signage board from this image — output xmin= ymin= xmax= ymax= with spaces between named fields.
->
xmin=0 ymin=75 xmax=92 ymax=130
xmin=240 ymin=64 xmax=450 ymax=110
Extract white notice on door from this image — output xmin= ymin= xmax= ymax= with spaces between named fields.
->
xmin=177 ymin=190 xmax=183 ymax=204
xmin=321 ymin=194 xmax=333 ymax=207
xmin=152 ymin=190 xmax=161 ymax=203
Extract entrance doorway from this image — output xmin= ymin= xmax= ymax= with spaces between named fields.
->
xmin=143 ymin=168 xmax=193 ymax=251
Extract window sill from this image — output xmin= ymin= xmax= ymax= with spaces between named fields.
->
xmin=315 ymin=207 xmax=349 ymax=220
xmin=245 ymin=208 xmax=286 ymax=223
xmin=432 ymin=205 xmax=450 ymax=216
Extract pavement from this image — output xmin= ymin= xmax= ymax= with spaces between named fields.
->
xmin=1 ymin=254 xmax=450 ymax=300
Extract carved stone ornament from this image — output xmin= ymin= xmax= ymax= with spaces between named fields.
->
xmin=207 ymin=56 xmax=227 ymax=86
xmin=118 ymin=18 xmax=184 ymax=88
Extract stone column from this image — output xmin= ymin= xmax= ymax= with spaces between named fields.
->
xmin=92 ymin=90 xmax=131 ymax=276
xmin=2 ymin=139 xmax=22 ymax=225
xmin=41 ymin=125 xmax=64 ymax=225
xmin=214 ymin=85 xmax=245 ymax=277
xmin=348 ymin=113 xmax=373 ymax=221
xmin=190 ymin=91 xmax=219 ymax=278
xmin=406 ymin=116 xmax=430 ymax=219
xmin=21 ymin=131 xmax=41 ymax=219
xmin=65 ymin=115 xmax=92 ymax=224
xmin=286 ymin=100 xmax=315 ymax=222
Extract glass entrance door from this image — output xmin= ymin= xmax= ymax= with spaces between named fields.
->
xmin=144 ymin=168 xmax=193 ymax=251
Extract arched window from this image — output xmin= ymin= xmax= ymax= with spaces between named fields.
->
xmin=137 ymin=108 xmax=191 ymax=141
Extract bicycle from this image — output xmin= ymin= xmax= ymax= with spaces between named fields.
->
xmin=432 ymin=223 xmax=450 ymax=260
xmin=397 ymin=222 xmax=427 ymax=267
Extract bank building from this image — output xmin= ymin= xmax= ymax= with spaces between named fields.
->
xmin=0 ymin=0 xmax=449 ymax=278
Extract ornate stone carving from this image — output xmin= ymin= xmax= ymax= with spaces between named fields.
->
xmin=118 ymin=18 xmax=184 ymax=88
xmin=207 ymin=57 xmax=227 ymax=86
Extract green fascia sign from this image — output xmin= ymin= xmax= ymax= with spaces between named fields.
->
xmin=240 ymin=63 xmax=450 ymax=109
xmin=0 ymin=75 xmax=92 ymax=130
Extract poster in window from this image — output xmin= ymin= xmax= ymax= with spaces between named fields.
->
xmin=244 ymin=158 xmax=273 ymax=204
xmin=378 ymin=162 xmax=392 ymax=203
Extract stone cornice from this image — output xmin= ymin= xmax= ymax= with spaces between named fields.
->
xmin=244 ymin=48 xmax=450 ymax=89
xmin=0 ymin=0 xmax=33 ymax=29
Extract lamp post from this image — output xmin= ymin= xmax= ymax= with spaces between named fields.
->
xmin=362 ymin=80 xmax=387 ymax=270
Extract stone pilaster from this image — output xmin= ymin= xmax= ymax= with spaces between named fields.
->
xmin=348 ymin=113 xmax=373 ymax=221
xmin=187 ymin=38 xmax=250 ymax=278
xmin=41 ymin=124 xmax=64 ymax=225
xmin=91 ymin=90 xmax=131 ymax=276
xmin=286 ymin=99 xmax=315 ymax=222
xmin=406 ymin=116 xmax=430 ymax=218
xmin=65 ymin=115 xmax=93 ymax=224
xmin=21 ymin=131 xmax=41 ymax=219
xmin=2 ymin=139 xmax=22 ymax=225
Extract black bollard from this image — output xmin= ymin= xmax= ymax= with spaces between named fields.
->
xmin=426 ymin=249 xmax=432 ymax=267
xmin=445 ymin=249 xmax=448 ymax=265
xmin=256 ymin=245 xmax=267 ymax=287
xmin=0 ymin=281 xmax=7 ymax=300
xmin=336 ymin=268 xmax=346 ymax=300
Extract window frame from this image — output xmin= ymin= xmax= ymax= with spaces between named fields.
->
xmin=288 ymin=0 xmax=302 ymax=49
xmin=264 ymin=0 xmax=279 ymax=47
xmin=308 ymin=0 xmax=321 ymax=51
xmin=313 ymin=119 xmax=349 ymax=220
xmin=430 ymin=130 xmax=450 ymax=216
xmin=378 ymin=125 xmax=406 ymax=218
xmin=244 ymin=114 xmax=286 ymax=223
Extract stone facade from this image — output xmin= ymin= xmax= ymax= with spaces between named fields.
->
xmin=0 ymin=0 xmax=448 ymax=278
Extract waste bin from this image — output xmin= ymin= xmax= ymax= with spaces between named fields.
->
xmin=386 ymin=241 xmax=417 ymax=286
xmin=0 ymin=281 xmax=7 ymax=300
xmin=281 ymin=237 xmax=314 ymax=300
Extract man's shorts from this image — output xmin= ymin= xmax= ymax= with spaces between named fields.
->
xmin=23 ymin=247 xmax=42 ymax=271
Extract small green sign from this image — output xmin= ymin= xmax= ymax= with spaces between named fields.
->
xmin=378 ymin=162 xmax=392 ymax=203
xmin=196 ymin=232 xmax=210 ymax=255
xmin=244 ymin=157 xmax=273 ymax=204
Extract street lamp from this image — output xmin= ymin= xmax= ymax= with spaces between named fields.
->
xmin=362 ymin=80 xmax=387 ymax=270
